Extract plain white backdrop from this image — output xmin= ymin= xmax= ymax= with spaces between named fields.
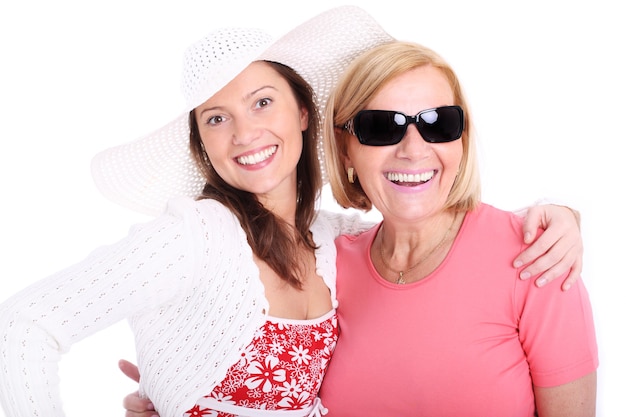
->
xmin=0 ymin=1 xmax=623 ymax=416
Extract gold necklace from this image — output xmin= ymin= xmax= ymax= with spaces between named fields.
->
xmin=379 ymin=212 xmax=458 ymax=284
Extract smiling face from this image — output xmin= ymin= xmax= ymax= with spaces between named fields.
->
xmin=344 ymin=65 xmax=463 ymax=223
xmin=194 ymin=61 xmax=309 ymax=206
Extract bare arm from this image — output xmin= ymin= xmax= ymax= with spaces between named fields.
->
xmin=514 ymin=204 xmax=582 ymax=291
xmin=533 ymin=372 xmax=596 ymax=417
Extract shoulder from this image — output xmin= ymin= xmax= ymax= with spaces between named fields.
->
xmin=335 ymin=223 xmax=379 ymax=248
xmin=165 ymin=197 xmax=236 ymax=221
xmin=146 ymin=197 xmax=249 ymax=266
xmin=471 ymin=202 xmax=522 ymax=223
xmin=162 ymin=197 xmax=244 ymax=235
xmin=455 ymin=203 xmax=527 ymax=268
xmin=466 ymin=203 xmax=524 ymax=236
xmin=315 ymin=209 xmax=377 ymax=238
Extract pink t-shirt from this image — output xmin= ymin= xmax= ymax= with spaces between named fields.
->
xmin=320 ymin=203 xmax=598 ymax=417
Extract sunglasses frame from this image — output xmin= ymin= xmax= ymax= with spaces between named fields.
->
xmin=344 ymin=105 xmax=464 ymax=146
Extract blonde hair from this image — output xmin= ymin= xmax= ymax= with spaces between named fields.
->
xmin=323 ymin=40 xmax=481 ymax=212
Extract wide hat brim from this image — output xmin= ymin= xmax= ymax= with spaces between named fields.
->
xmin=91 ymin=6 xmax=393 ymax=216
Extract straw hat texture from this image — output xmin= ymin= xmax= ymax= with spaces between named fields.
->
xmin=91 ymin=6 xmax=393 ymax=216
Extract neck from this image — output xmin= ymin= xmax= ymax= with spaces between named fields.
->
xmin=257 ymin=186 xmax=299 ymax=227
xmin=376 ymin=210 xmax=461 ymax=284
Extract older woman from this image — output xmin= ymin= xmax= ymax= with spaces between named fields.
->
xmin=319 ymin=41 xmax=598 ymax=416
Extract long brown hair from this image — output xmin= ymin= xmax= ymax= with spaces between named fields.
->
xmin=189 ymin=61 xmax=321 ymax=289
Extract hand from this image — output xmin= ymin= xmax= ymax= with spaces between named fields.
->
xmin=119 ymin=359 xmax=159 ymax=417
xmin=514 ymin=204 xmax=582 ymax=291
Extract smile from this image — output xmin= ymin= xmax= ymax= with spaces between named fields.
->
xmin=236 ymin=145 xmax=278 ymax=166
xmin=385 ymin=170 xmax=435 ymax=185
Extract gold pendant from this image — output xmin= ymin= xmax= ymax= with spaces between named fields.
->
xmin=396 ymin=271 xmax=406 ymax=285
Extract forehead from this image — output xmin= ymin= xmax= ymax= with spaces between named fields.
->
xmin=203 ymin=61 xmax=286 ymax=105
xmin=368 ymin=66 xmax=454 ymax=111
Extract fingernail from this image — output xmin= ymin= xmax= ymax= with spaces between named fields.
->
xmin=563 ymin=283 xmax=571 ymax=291
xmin=536 ymin=278 xmax=546 ymax=287
xmin=514 ymin=260 xmax=523 ymax=268
xmin=520 ymin=271 xmax=531 ymax=280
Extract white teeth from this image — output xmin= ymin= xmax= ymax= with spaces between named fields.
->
xmin=385 ymin=170 xmax=434 ymax=183
xmin=237 ymin=146 xmax=277 ymax=165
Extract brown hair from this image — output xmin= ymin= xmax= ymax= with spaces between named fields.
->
xmin=189 ymin=61 xmax=322 ymax=289
xmin=324 ymin=40 xmax=481 ymax=213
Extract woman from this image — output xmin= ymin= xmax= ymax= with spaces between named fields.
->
xmin=0 ymin=7 xmax=396 ymax=417
xmin=318 ymin=40 xmax=598 ymax=416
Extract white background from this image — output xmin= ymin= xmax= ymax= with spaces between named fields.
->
xmin=0 ymin=1 xmax=623 ymax=416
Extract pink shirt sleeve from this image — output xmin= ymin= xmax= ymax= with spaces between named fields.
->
xmin=515 ymin=262 xmax=598 ymax=387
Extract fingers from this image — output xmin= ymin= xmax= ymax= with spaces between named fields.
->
xmin=559 ymin=254 xmax=583 ymax=292
xmin=123 ymin=391 xmax=157 ymax=417
xmin=119 ymin=360 xmax=159 ymax=416
xmin=515 ymin=204 xmax=583 ymax=291
xmin=119 ymin=359 xmax=140 ymax=383
xmin=520 ymin=205 xmax=542 ymax=245
xmin=515 ymin=225 xmax=582 ymax=290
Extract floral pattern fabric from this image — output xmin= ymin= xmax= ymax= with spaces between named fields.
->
xmin=185 ymin=310 xmax=338 ymax=416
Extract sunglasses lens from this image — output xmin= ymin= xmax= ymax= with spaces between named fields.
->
xmin=354 ymin=111 xmax=406 ymax=146
xmin=418 ymin=106 xmax=464 ymax=143
xmin=352 ymin=106 xmax=464 ymax=146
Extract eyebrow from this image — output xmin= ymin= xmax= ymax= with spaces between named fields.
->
xmin=199 ymin=85 xmax=278 ymax=117
xmin=246 ymin=85 xmax=277 ymax=100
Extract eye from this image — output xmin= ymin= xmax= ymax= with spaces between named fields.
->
xmin=206 ymin=115 xmax=225 ymax=126
xmin=255 ymin=97 xmax=272 ymax=109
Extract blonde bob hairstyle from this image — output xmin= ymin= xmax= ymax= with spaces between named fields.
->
xmin=323 ymin=40 xmax=481 ymax=213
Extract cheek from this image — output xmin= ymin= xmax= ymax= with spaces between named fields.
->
xmin=440 ymin=141 xmax=463 ymax=172
xmin=200 ymin=135 xmax=228 ymax=167
xmin=350 ymin=144 xmax=390 ymax=173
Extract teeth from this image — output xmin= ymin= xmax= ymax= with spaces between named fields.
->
xmin=385 ymin=170 xmax=434 ymax=183
xmin=237 ymin=146 xmax=277 ymax=165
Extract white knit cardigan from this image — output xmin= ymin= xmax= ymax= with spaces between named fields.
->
xmin=0 ymin=197 xmax=372 ymax=417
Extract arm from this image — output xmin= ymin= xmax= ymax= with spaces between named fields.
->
xmin=534 ymin=372 xmax=596 ymax=417
xmin=319 ymin=209 xmax=377 ymax=238
xmin=119 ymin=360 xmax=160 ymax=417
xmin=513 ymin=204 xmax=582 ymax=291
xmin=517 ymin=247 xmax=598 ymax=417
xmin=0 ymin=215 xmax=190 ymax=417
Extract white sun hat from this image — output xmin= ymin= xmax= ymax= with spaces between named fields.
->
xmin=90 ymin=5 xmax=393 ymax=216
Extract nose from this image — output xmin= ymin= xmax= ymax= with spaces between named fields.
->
xmin=396 ymin=123 xmax=430 ymax=157
xmin=232 ymin=117 xmax=262 ymax=145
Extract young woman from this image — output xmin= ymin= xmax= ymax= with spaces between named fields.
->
xmin=0 ymin=7 xmax=395 ymax=417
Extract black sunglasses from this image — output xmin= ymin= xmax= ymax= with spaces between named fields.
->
xmin=344 ymin=105 xmax=464 ymax=146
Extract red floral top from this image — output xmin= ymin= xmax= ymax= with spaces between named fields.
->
xmin=185 ymin=310 xmax=338 ymax=416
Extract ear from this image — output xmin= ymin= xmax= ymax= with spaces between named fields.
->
xmin=333 ymin=126 xmax=353 ymax=171
xmin=300 ymin=106 xmax=309 ymax=131
xmin=341 ymin=149 xmax=353 ymax=175
xmin=342 ymin=158 xmax=353 ymax=175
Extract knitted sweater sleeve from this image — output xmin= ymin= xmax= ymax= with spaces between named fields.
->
xmin=0 ymin=200 xmax=197 ymax=417
xmin=318 ymin=209 xmax=377 ymax=238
